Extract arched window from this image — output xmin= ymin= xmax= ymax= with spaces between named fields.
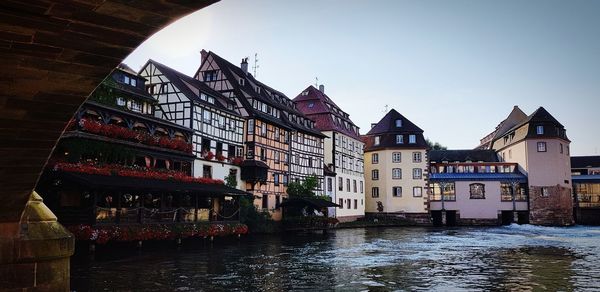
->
xmin=469 ymin=183 xmax=485 ymax=199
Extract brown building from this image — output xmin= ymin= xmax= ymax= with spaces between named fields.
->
xmin=194 ymin=51 xmax=325 ymax=220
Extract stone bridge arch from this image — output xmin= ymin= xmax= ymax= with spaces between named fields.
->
xmin=0 ymin=1 xmax=217 ymax=290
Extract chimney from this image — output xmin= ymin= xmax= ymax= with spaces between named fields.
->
xmin=200 ymin=49 xmax=208 ymax=64
xmin=241 ymin=58 xmax=248 ymax=74
xmin=371 ymin=123 xmax=377 ymax=129
xmin=319 ymin=84 xmax=325 ymax=93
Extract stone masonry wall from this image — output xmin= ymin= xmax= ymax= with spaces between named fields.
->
xmin=529 ymin=185 xmax=574 ymax=226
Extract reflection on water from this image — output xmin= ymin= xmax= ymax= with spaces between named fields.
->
xmin=71 ymin=225 xmax=600 ymax=291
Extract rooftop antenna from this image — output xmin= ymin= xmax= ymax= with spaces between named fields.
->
xmin=315 ymin=77 xmax=319 ymax=87
xmin=252 ymin=53 xmax=259 ymax=77
xmin=383 ymin=104 xmax=389 ymax=113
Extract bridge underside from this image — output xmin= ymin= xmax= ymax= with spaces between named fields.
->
xmin=0 ymin=1 xmax=217 ymax=290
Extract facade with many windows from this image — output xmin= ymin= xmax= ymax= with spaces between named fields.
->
xmin=140 ymin=60 xmax=245 ymax=189
xmin=194 ymin=50 xmax=325 ymax=220
xmin=293 ymin=85 xmax=365 ymax=221
xmin=362 ymin=109 xmax=428 ymax=220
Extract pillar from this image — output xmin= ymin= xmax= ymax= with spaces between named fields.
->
xmin=0 ymin=192 xmax=74 ymax=291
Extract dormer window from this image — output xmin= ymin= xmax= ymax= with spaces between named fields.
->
xmin=308 ymin=102 xmax=314 ymax=108
xmin=395 ymin=119 xmax=402 ymax=127
xmin=396 ymin=135 xmax=403 ymax=144
xmin=240 ymin=78 xmax=245 ymax=86
xmin=302 ymin=91 xmax=309 ymax=96
xmin=374 ymin=136 xmax=380 ymax=146
xmin=409 ymin=134 xmax=416 ymax=144
xmin=124 ymin=75 xmax=130 ymax=84
xmin=536 ymin=125 xmax=544 ymax=135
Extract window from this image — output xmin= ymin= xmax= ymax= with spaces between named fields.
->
xmin=430 ymin=183 xmax=456 ymax=201
xmin=283 ymin=174 xmax=288 ymax=186
xmin=412 ymin=168 xmax=422 ymax=179
xmin=374 ymin=136 xmax=380 ymax=145
xmin=412 ymin=152 xmax=422 ymax=163
xmin=353 ymin=180 xmax=357 ymax=193
xmin=371 ymin=187 xmax=379 ymax=198
xmin=392 ymin=168 xmax=402 ymax=179
xmin=395 ymin=119 xmax=402 ymax=127
xmin=537 ymin=142 xmax=547 ymax=152
xmin=346 ymin=179 xmax=350 ymax=192
xmin=130 ymin=78 xmax=136 ymax=87
xmin=536 ymin=125 xmax=544 ymax=135
xmin=202 ymin=165 xmax=212 ymax=178
xmin=129 ymin=100 xmax=141 ymax=112
xmin=339 ymin=198 xmax=344 ymax=209
xmin=124 ymin=75 xmax=130 ymax=84
xmin=372 ymin=153 xmax=379 ymax=164
xmin=274 ymin=151 xmax=280 ymax=164
xmin=273 ymin=173 xmax=279 ymax=186
xmin=392 ymin=152 xmax=401 ymax=163
xmin=262 ymin=194 xmax=268 ymax=209
xmin=393 ymin=186 xmax=402 ymax=197
xmin=469 ymin=183 xmax=485 ymax=199
xmin=360 ymin=181 xmax=363 ymax=193
xmin=396 ymin=135 xmax=403 ymax=144
xmin=346 ymin=199 xmax=351 ymax=209
xmin=204 ymin=70 xmax=218 ymax=82
xmin=354 ymin=199 xmax=358 ymax=209
xmin=413 ymin=187 xmax=422 ymax=197
xmin=409 ymin=134 xmax=416 ymax=144
xmin=260 ymin=148 xmax=266 ymax=161
xmin=247 ymin=119 xmax=254 ymax=134
xmin=275 ymin=195 xmax=280 ymax=209
xmin=509 ymin=149 xmax=512 ymax=159
xmin=203 ymin=110 xmax=211 ymax=123
xmin=116 ymin=97 xmax=126 ymax=106
xmin=560 ymin=143 xmax=563 ymax=154
xmin=327 ymin=178 xmax=333 ymax=192
xmin=541 ymin=187 xmax=549 ymax=197
xmin=338 ymin=177 xmax=343 ymax=191
xmin=274 ymin=128 xmax=280 ymax=141
xmin=501 ymin=183 xmax=513 ymax=201
xmin=372 ymin=169 xmax=379 ymax=180
xmin=260 ymin=123 xmax=267 ymax=137
xmin=308 ymin=102 xmax=314 ymax=108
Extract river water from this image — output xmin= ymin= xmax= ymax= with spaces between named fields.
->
xmin=71 ymin=224 xmax=600 ymax=291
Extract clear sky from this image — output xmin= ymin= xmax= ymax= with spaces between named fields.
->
xmin=125 ymin=0 xmax=600 ymax=156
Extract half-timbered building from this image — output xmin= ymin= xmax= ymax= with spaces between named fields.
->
xmin=194 ymin=50 xmax=325 ymax=219
xmin=139 ymin=60 xmax=245 ymax=189
xmin=293 ymin=85 xmax=365 ymax=222
xmin=36 ymin=64 xmax=247 ymax=229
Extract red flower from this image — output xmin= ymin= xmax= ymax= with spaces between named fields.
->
xmin=77 ymin=118 xmax=192 ymax=153
xmin=204 ymin=151 xmax=214 ymax=160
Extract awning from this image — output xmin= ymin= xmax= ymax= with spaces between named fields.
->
xmin=54 ymin=172 xmax=252 ymax=196
xmin=279 ymin=197 xmax=341 ymax=208
xmin=241 ymin=159 xmax=269 ymax=182
xmin=429 ymin=172 xmax=528 ymax=182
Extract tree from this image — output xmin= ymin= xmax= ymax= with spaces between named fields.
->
xmin=426 ymin=138 xmax=448 ymax=150
xmin=286 ymin=175 xmax=318 ymax=198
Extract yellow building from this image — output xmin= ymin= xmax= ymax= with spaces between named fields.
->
xmin=363 ymin=109 xmax=429 ymax=222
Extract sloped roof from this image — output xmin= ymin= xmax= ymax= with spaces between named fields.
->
xmin=429 ymin=150 xmax=499 ymax=162
xmin=366 ymin=109 xmax=423 ymax=135
xmin=476 ymin=106 xmax=527 ymax=150
xmin=200 ymin=51 xmax=325 ymax=137
xmin=571 ymin=156 xmax=600 ymax=169
xmin=143 ymin=59 xmax=239 ymax=115
xmin=293 ymin=85 xmax=360 ymax=140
